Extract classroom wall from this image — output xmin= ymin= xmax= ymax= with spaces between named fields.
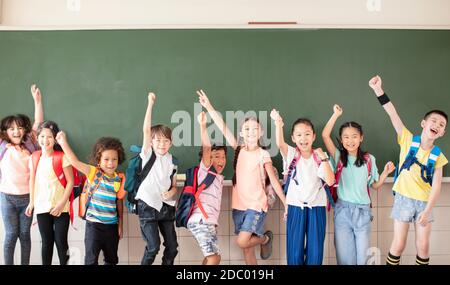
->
xmin=1 ymin=0 xmax=450 ymax=29
xmin=1 ymin=182 xmax=450 ymax=265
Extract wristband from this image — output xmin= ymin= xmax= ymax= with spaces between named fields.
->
xmin=377 ymin=93 xmax=390 ymax=105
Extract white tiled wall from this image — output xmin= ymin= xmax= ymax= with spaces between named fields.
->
xmin=1 ymin=182 xmax=450 ymax=265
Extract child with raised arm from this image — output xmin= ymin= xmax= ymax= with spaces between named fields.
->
xmin=322 ymin=104 xmax=395 ymax=265
xmin=369 ymin=75 xmax=448 ymax=265
xmin=186 ymin=111 xmax=227 ymax=265
xmin=0 ymin=84 xmax=43 ymax=265
xmin=56 ymin=132 xmax=126 ymax=265
xmin=198 ymin=89 xmax=286 ymax=265
xmin=135 ymin=92 xmax=179 ymax=265
xmin=271 ymin=109 xmax=334 ymax=265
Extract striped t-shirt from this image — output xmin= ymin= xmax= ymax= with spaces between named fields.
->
xmin=85 ymin=166 xmax=126 ymax=224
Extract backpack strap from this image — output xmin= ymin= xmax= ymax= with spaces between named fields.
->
xmin=0 ymin=140 xmax=8 ymax=162
xmin=422 ymin=145 xmax=441 ymax=186
xmin=52 ymin=151 xmax=67 ymax=188
xmin=283 ymin=147 xmax=302 ymax=194
xmin=82 ymin=169 xmax=103 ymax=220
xmin=194 ymin=166 xmax=218 ymax=220
xmin=139 ymin=150 xmax=157 ymax=185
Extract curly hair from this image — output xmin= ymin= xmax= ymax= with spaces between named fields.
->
xmin=89 ymin=137 xmax=126 ymax=165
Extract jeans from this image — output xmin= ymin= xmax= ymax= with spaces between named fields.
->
xmin=334 ymin=199 xmax=372 ymax=265
xmin=0 ymin=192 xmax=32 ymax=265
xmin=138 ymin=200 xmax=178 ymax=265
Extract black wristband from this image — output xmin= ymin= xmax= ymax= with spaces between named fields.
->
xmin=377 ymin=93 xmax=390 ymax=105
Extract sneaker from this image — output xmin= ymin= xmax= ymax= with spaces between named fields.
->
xmin=260 ymin=230 xmax=273 ymax=260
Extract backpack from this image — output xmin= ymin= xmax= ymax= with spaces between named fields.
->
xmin=175 ymin=165 xmax=217 ymax=228
xmin=233 ymin=146 xmax=277 ymax=208
xmin=78 ymin=168 xmax=126 ymax=220
xmin=283 ymin=147 xmax=335 ymax=209
xmin=0 ymin=137 xmax=38 ymax=182
xmin=394 ymin=135 xmax=441 ymax=187
xmin=328 ymin=152 xmax=372 ymax=208
xmin=124 ymin=145 xmax=157 ymax=215
xmin=31 ymin=150 xmax=86 ymax=224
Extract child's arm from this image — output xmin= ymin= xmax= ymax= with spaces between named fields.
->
xmin=142 ymin=92 xmax=156 ymax=156
xmin=31 ymin=84 xmax=44 ymax=132
xmin=25 ymin=163 xmax=36 ymax=217
xmin=162 ymin=175 xmax=178 ymax=201
xmin=369 ymin=75 xmax=405 ymax=136
xmin=49 ymin=165 xmax=74 ymax=217
xmin=55 ymin=131 xmax=90 ymax=176
xmin=371 ymin=161 xmax=395 ymax=190
xmin=198 ymin=111 xmax=212 ymax=167
xmin=117 ymin=199 xmax=124 ymax=239
xmin=314 ymin=148 xmax=335 ymax=186
xmin=264 ymin=163 xmax=286 ymax=208
xmin=197 ymin=90 xmax=238 ymax=150
xmin=321 ymin=104 xmax=342 ymax=158
xmin=417 ymin=167 xmax=443 ymax=226
xmin=270 ymin=109 xmax=289 ymax=158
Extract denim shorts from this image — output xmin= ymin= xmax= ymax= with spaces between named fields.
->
xmin=187 ymin=221 xmax=220 ymax=256
xmin=232 ymin=209 xmax=266 ymax=237
xmin=390 ymin=193 xmax=434 ymax=223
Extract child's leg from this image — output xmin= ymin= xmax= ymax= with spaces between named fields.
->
xmin=305 ymin=206 xmax=327 ymax=265
xmin=102 ymin=223 xmax=120 ymax=265
xmin=0 ymin=192 xmax=21 ymax=265
xmin=188 ymin=222 xmax=221 ymax=265
xmin=390 ymin=221 xmax=410 ymax=255
xmin=354 ymin=207 xmax=372 ymax=265
xmin=204 ymin=254 xmax=221 ymax=265
xmin=243 ymin=246 xmax=257 ymax=265
xmin=53 ymin=213 xmax=70 ymax=265
xmin=138 ymin=200 xmax=161 ymax=265
xmin=286 ymin=205 xmax=307 ymax=265
xmin=36 ymin=213 xmax=55 ymax=265
xmin=414 ymin=221 xmax=432 ymax=265
xmin=158 ymin=204 xmax=178 ymax=265
xmin=334 ymin=202 xmax=356 ymax=265
xmin=84 ymin=221 xmax=102 ymax=265
xmin=17 ymin=195 xmax=32 ymax=265
xmin=386 ymin=220 xmax=409 ymax=265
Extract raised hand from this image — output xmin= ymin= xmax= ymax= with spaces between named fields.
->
xmin=197 ymin=111 xmax=207 ymax=126
xmin=55 ymin=131 xmax=67 ymax=146
xmin=369 ymin=75 xmax=383 ymax=92
xmin=333 ymin=104 xmax=343 ymax=117
xmin=197 ymin=89 xmax=212 ymax=110
xmin=30 ymin=84 xmax=42 ymax=103
xmin=148 ymin=92 xmax=156 ymax=106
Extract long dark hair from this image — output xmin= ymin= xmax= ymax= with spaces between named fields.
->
xmin=337 ymin=121 xmax=368 ymax=167
xmin=291 ymin=118 xmax=315 ymax=135
xmin=0 ymin=114 xmax=33 ymax=144
xmin=36 ymin=121 xmax=63 ymax=151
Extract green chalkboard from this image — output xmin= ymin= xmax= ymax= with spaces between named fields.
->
xmin=1 ymin=29 xmax=449 ymax=177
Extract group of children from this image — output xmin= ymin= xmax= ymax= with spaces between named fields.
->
xmin=0 ymin=75 xmax=447 ymax=265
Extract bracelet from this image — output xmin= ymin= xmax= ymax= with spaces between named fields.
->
xmin=321 ymin=158 xmax=330 ymax=162
xmin=377 ymin=93 xmax=390 ymax=105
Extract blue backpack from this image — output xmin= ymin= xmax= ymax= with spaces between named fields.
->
xmin=124 ymin=145 xmax=156 ymax=214
xmin=394 ymin=135 xmax=441 ymax=186
xmin=175 ymin=165 xmax=217 ymax=228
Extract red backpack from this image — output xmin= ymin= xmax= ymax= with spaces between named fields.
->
xmin=31 ymin=150 xmax=86 ymax=224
